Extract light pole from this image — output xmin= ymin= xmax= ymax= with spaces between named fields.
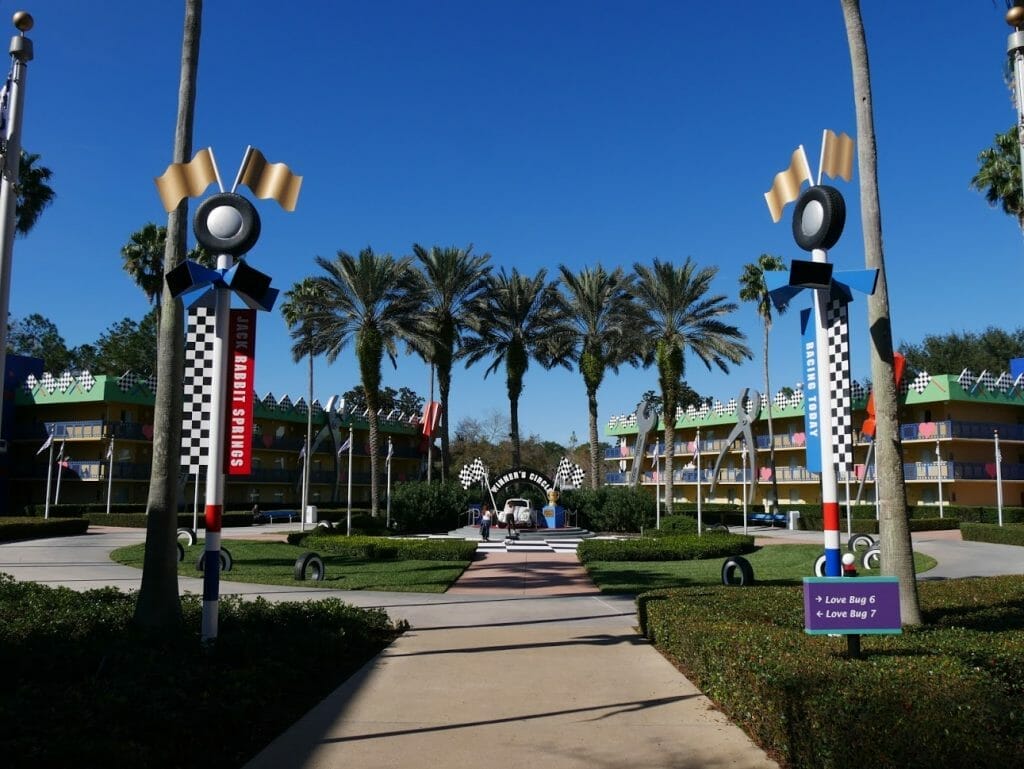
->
xmin=935 ymin=439 xmax=944 ymax=518
xmin=1006 ymin=3 xmax=1024 ymax=190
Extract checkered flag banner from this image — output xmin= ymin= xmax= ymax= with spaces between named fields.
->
xmin=909 ymin=371 xmax=930 ymax=395
xmin=825 ymin=297 xmax=853 ymax=473
xmin=457 ymin=457 xmax=487 ymax=489
xmin=181 ymin=297 xmax=216 ymax=472
xmin=555 ymin=456 xmax=586 ymax=489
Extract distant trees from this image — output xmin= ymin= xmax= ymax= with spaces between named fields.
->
xmin=971 ymin=127 xmax=1023 ymax=232
xmin=900 ymin=327 xmax=1024 ymax=375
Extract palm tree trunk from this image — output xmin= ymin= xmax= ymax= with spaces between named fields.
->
xmin=509 ymin=393 xmax=521 ymax=467
xmin=587 ymin=386 xmax=600 ymax=490
xmin=134 ymin=0 xmax=201 ymax=631
xmin=841 ymin=0 xmax=921 ymax=625
xmin=662 ymin=410 xmax=674 ymax=515
xmin=438 ymin=363 xmax=451 ymax=482
xmin=764 ymin=325 xmax=780 ymax=513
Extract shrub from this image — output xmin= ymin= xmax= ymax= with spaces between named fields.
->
xmin=577 ymin=533 xmax=754 ymax=563
xmin=287 ymin=533 xmax=477 ymax=561
xmin=0 ymin=516 xmax=88 ymax=542
xmin=647 ymin=513 xmax=698 ymax=536
xmin=560 ymin=486 xmax=654 ymax=533
xmin=388 ymin=480 xmax=469 ymax=534
xmin=960 ymin=521 xmax=1024 ymax=546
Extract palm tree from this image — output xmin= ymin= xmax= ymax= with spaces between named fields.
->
xmin=461 ymin=267 xmax=569 ymax=467
xmin=841 ymin=0 xmax=921 ymax=625
xmin=135 ymin=0 xmax=202 ymax=632
xmin=553 ymin=264 xmax=644 ymax=489
xmin=122 ymin=222 xmax=214 ymax=308
xmin=16 ymin=151 xmax=55 ymax=235
xmin=307 ymin=247 xmax=423 ymax=516
xmin=633 ymin=257 xmax=750 ymax=515
xmin=971 ymin=127 xmax=1023 ymax=231
xmin=738 ymin=253 xmax=787 ymax=513
xmin=281 ymin=278 xmax=325 ymax=520
xmin=410 ymin=243 xmax=491 ymax=481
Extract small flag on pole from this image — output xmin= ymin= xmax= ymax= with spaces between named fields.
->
xmin=37 ymin=432 xmax=53 ymax=455
xmin=386 ymin=440 xmax=394 ymax=464
xmin=764 ymin=146 xmax=813 ymax=223
xmin=650 ymin=442 xmax=660 ymax=468
xmin=154 ymin=147 xmax=218 ymax=212
xmin=820 ymin=129 xmax=854 ymax=182
xmin=237 ymin=147 xmax=303 ymax=212
xmin=105 ymin=440 xmax=114 ymax=461
xmin=298 ymin=441 xmax=306 ymax=461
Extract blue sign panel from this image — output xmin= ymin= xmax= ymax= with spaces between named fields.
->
xmin=803 ymin=577 xmax=902 ymax=635
xmin=800 ymin=308 xmax=821 ymax=474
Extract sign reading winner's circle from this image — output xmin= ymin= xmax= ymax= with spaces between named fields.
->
xmin=489 ymin=467 xmax=554 ymax=495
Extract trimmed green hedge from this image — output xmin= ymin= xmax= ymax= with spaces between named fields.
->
xmin=960 ymin=522 xmax=1024 ymax=546
xmin=577 ymin=533 xmax=755 ymax=563
xmin=0 ymin=516 xmax=89 ymax=542
xmin=638 ymin=577 xmax=1024 ymax=769
xmin=796 ymin=516 xmax=959 ymax=534
xmin=79 ymin=512 xmax=255 ymax=529
xmin=287 ymin=533 xmax=478 ymax=561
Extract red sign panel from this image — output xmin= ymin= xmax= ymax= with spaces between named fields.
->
xmin=225 ymin=309 xmax=256 ymax=475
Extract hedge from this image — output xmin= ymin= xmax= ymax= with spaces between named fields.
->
xmin=0 ymin=516 xmax=89 ymax=542
xmin=576 ymin=533 xmax=755 ymax=563
xmin=287 ymin=533 xmax=478 ymax=561
xmin=960 ymin=521 xmax=1024 ymax=546
xmin=795 ymin=516 xmax=959 ymax=534
xmin=638 ymin=577 xmax=1024 ymax=768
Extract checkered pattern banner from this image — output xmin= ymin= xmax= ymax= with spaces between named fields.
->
xmin=825 ymin=298 xmax=853 ymax=473
xmin=555 ymin=456 xmax=585 ymax=488
xmin=458 ymin=457 xmax=487 ymax=489
xmin=181 ymin=300 xmax=216 ymax=472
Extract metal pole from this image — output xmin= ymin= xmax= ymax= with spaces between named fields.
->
xmin=386 ymin=436 xmax=393 ymax=528
xmin=55 ymin=441 xmax=65 ymax=504
xmin=427 ymin=365 xmax=434 ymax=482
xmin=655 ymin=443 xmax=661 ymax=530
xmin=43 ymin=433 xmax=53 ymax=518
xmin=844 ymin=473 xmax=852 ymax=537
xmin=696 ymin=427 xmax=702 ymax=535
xmin=201 ymin=255 xmax=231 ymax=642
xmin=741 ymin=440 xmax=748 ymax=536
xmin=935 ymin=439 xmax=944 ymax=518
xmin=0 ymin=17 xmax=32 ymax=454
xmin=812 ymin=247 xmax=841 ymax=577
xmin=995 ymin=429 xmax=1004 ymax=526
xmin=1008 ymin=18 xmax=1024 ymax=204
xmin=193 ymin=472 xmax=199 ymax=532
xmin=346 ymin=425 xmax=353 ymax=536
xmin=300 ymin=351 xmax=312 ymax=533
xmin=105 ymin=439 xmax=114 ymax=514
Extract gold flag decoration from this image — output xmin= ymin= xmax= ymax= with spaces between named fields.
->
xmin=764 ymin=147 xmax=813 ymax=223
xmin=154 ymin=148 xmax=217 ymax=212
xmin=820 ymin=129 xmax=854 ymax=182
xmin=238 ymin=148 xmax=302 ymax=212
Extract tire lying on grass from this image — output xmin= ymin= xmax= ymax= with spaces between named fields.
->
xmin=862 ymin=546 xmax=881 ymax=570
xmin=294 ymin=551 xmax=325 ymax=581
xmin=721 ymin=555 xmax=754 ymax=586
xmin=316 ymin=520 xmax=333 ymax=530
xmin=847 ymin=533 xmax=875 ymax=553
xmin=176 ymin=542 xmax=185 ymax=562
xmin=195 ymin=547 xmax=233 ymax=573
xmin=814 ymin=552 xmax=828 ymax=577
xmin=176 ymin=527 xmax=197 ymax=546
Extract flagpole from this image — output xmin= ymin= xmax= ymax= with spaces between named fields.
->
xmin=105 ymin=438 xmax=114 ymax=514
xmin=55 ymin=440 xmax=66 ymax=505
xmin=346 ymin=425 xmax=353 ymax=536
xmin=935 ymin=439 xmax=944 ymax=518
xmin=741 ymin=439 xmax=748 ymax=536
xmin=0 ymin=15 xmax=32 ymax=453
xmin=995 ymin=429 xmax=1004 ymax=526
xmin=696 ymin=427 xmax=702 ymax=535
xmin=193 ymin=472 xmax=199 ymax=532
xmin=43 ymin=433 xmax=54 ymax=519
xmin=655 ymin=443 xmax=661 ymax=530
xmin=386 ymin=436 xmax=393 ymax=529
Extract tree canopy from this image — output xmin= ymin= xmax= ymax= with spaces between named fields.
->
xmin=899 ymin=326 xmax=1024 ymax=375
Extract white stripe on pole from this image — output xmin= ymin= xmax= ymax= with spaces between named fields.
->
xmin=995 ymin=429 xmax=1004 ymax=527
xmin=346 ymin=426 xmax=354 ymax=536
xmin=106 ymin=438 xmax=114 ymax=514
xmin=696 ymin=428 xmax=702 ymax=535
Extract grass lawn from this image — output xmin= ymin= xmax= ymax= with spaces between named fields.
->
xmin=111 ymin=539 xmax=471 ymax=593
xmin=585 ymin=543 xmax=938 ymax=593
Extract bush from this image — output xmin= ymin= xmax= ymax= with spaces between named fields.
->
xmin=388 ymin=480 xmax=469 ymax=534
xmin=647 ymin=513 xmax=698 ymax=536
xmin=0 ymin=516 xmax=89 ymax=542
xmin=577 ymin=533 xmax=754 ymax=563
xmin=960 ymin=521 xmax=1024 ymax=546
xmin=287 ymin=533 xmax=478 ymax=561
xmin=560 ymin=486 xmax=654 ymax=533
xmin=638 ymin=577 xmax=1024 ymax=768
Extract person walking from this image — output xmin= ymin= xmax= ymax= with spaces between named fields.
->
xmin=480 ymin=504 xmax=492 ymax=541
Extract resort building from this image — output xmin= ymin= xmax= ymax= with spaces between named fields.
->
xmin=3 ymin=365 xmax=427 ymax=514
xmin=604 ymin=369 xmax=1024 ymax=511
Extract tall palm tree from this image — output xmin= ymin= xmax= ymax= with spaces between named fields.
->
xmin=135 ymin=0 xmax=202 ymax=632
xmin=553 ymin=264 xmax=644 ymax=489
xmin=16 ymin=151 xmax=55 ymax=235
xmin=281 ymin=278 xmax=325 ymax=520
xmin=633 ymin=257 xmax=749 ymax=515
xmin=841 ymin=0 xmax=921 ymax=625
xmin=410 ymin=243 xmax=491 ymax=481
xmin=122 ymin=222 xmax=214 ymax=308
xmin=738 ymin=253 xmax=787 ymax=513
xmin=461 ymin=267 xmax=569 ymax=467
xmin=307 ymin=247 xmax=423 ymax=516
xmin=971 ymin=127 xmax=1023 ymax=231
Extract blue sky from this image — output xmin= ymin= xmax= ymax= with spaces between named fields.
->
xmin=8 ymin=1 xmax=1024 ymax=447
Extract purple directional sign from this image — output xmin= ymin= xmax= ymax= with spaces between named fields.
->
xmin=803 ymin=577 xmax=902 ymax=635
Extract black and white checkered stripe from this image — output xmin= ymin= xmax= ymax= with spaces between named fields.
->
xmin=826 ymin=298 xmax=853 ymax=473
xmin=181 ymin=300 xmax=216 ymax=472
xmin=458 ymin=457 xmax=487 ymax=489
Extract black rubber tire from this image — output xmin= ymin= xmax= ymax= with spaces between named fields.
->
xmin=848 ymin=533 xmax=875 ymax=553
xmin=721 ymin=556 xmax=754 ymax=586
xmin=193 ymin=192 xmax=261 ymax=256
xmin=706 ymin=523 xmax=730 ymax=534
xmin=176 ymin=542 xmax=185 ymax=562
xmin=176 ymin=527 xmax=197 ymax=546
xmin=195 ymin=548 xmax=233 ymax=573
xmin=792 ymin=185 xmax=846 ymax=251
xmin=813 ymin=553 xmax=828 ymax=577
xmin=862 ymin=547 xmax=881 ymax=571
xmin=294 ymin=552 xmax=325 ymax=581
xmin=316 ymin=520 xmax=333 ymax=530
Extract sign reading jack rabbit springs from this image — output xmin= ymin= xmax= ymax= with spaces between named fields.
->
xmin=489 ymin=467 xmax=554 ymax=495
xmin=226 ymin=309 xmax=256 ymax=475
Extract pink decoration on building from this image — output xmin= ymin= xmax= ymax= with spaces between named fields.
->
xmin=793 ymin=432 xmax=805 ymax=446
xmin=918 ymin=422 xmax=936 ymax=438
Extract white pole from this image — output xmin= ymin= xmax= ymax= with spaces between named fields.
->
xmin=845 ymin=474 xmax=852 ymax=538
xmin=105 ymin=438 xmax=114 ymax=514
xmin=935 ymin=439 xmax=944 ymax=518
xmin=386 ymin=436 xmax=393 ymax=529
xmin=696 ymin=427 xmax=702 ymax=535
xmin=995 ymin=429 xmax=1004 ymax=527
xmin=193 ymin=472 xmax=199 ymax=532
xmin=55 ymin=440 xmax=66 ymax=505
xmin=812 ymin=247 xmax=840 ymax=577
xmin=43 ymin=433 xmax=54 ymax=519
xmin=741 ymin=440 xmax=748 ymax=536
xmin=346 ymin=425 xmax=354 ymax=536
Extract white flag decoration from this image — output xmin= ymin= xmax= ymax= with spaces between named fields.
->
xmin=36 ymin=433 xmax=53 ymax=455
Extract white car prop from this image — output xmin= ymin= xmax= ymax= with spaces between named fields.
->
xmin=498 ymin=497 xmax=535 ymax=527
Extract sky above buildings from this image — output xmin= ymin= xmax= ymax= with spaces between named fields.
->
xmin=7 ymin=1 xmax=1024 ymax=446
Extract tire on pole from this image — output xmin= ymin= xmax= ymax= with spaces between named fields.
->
xmin=721 ymin=556 xmax=754 ymax=586
xmin=294 ymin=551 xmax=325 ymax=581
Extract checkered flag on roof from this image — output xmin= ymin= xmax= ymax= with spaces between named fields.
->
xmin=555 ymin=456 xmax=585 ymax=489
